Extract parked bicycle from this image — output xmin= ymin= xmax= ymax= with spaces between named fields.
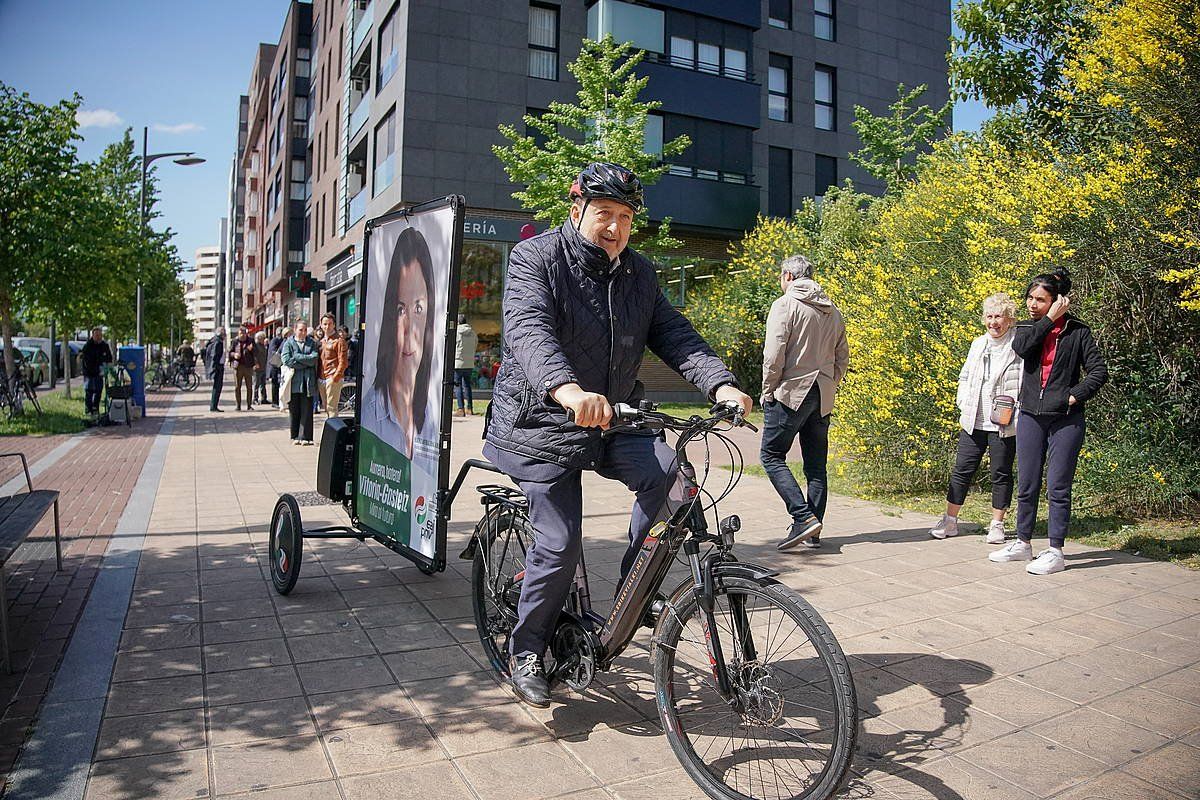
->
xmin=462 ymin=401 xmax=858 ymax=800
xmin=0 ymin=354 xmax=43 ymax=419
xmin=146 ymin=357 xmax=199 ymax=392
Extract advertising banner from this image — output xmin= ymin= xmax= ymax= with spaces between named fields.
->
xmin=354 ymin=197 xmax=464 ymax=570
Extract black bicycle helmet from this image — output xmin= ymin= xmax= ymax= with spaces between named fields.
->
xmin=569 ymin=162 xmax=644 ymax=212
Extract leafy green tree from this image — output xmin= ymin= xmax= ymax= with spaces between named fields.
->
xmin=493 ymin=35 xmax=690 ymax=252
xmin=850 ymin=84 xmax=951 ymax=191
xmin=949 ymin=0 xmax=1093 ymax=137
xmin=0 ymin=82 xmax=82 ymax=377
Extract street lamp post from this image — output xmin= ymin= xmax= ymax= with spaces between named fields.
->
xmin=138 ymin=126 xmax=205 ymax=346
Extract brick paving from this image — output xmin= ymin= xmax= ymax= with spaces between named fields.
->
xmin=0 ymin=394 xmax=176 ymax=789
xmin=21 ymin=389 xmax=1197 ymax=800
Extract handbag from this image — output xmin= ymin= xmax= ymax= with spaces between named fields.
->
xmin=991 ymin=394 xmax=1016 ymax=427
xmin=269 ymin=349 xmax=282 ymax=368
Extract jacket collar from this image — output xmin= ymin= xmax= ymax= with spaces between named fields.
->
xmin=562 ymin=220 xmax=621 ymax=279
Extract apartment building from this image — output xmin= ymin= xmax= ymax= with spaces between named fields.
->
xmin=187 ymin=245 xmax=221 ymax=343
xmin=221 ymin=95 xmax=250 ymax=332
xmin=233 ymin=0 xmax=949 ymax=376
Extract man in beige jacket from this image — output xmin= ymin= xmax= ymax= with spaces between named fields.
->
xmin=761 ymin=255 xmax=849 ymax=551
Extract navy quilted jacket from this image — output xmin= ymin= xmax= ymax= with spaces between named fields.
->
xmin=485 ymin=221 xmax=736 ymax=469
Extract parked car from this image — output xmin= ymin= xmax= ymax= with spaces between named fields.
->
xmin=17 ymin=347 xmax=50 ymax=387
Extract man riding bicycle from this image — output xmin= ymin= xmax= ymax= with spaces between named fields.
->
xmin=482 ymin=162 xmax=752 ymax=707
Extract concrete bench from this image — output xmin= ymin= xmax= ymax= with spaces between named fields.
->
xmin=0 ymin=453 xmax=62 ymax=673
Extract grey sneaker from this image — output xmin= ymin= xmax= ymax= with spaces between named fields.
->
xmin=1027 ymin=549 xmax=1066 ymax=575
xmin=930 ymin=514 xmax=959 ymax=539
xmin=988 ymin=540 xmax=1033 ymax=563
xmin=986 ymin=520 xmax=1006 ymax=544
xmin=778 ymin=517 xmax=823 ymax=551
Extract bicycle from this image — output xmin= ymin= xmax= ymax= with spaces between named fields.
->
xmin=146 ymin=358 xmax=200 ymax=392
xmin=0 ymin=355 xmax=42 ymax=419
xmin=460 ymin=401 xmax=858 ymax=800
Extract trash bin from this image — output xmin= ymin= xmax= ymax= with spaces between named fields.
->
xmin=118 ymin=345 xmax=146 ymax=417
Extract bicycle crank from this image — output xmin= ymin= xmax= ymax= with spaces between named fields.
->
xmin=550 ymin=620 xmax=598 ymax=692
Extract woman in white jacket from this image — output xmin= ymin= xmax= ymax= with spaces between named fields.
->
xmin=930 ymin=293 xmax=1023 ymax=543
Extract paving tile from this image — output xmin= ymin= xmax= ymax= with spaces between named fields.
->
xmin=201 ymin=615 xmax=283 ymax=644
xmin=426 ymin=701 xmax=554 ymax=757
xmin=286 ymin=629 xmax=378 ymax=662
xmin=276 ymin=608 xmax=361 ymax=636
xmin=207 ymin=695 xmax=317 ymax=746
xmin=351 ymin=600 xmax=437 ymax=629
xmin=111 ymin=646 xmax=202 ymax=682
xmin=838 ymin=631 xmax=934 ymax=669
xmin=401 ymin=671 xmax=514 ymax=718
xmin=957 ymin=730 xmax=1107 ymax=797
xmin=203 ymin=637 xmax=293 ymax=672
xmin=874 ymin=754 xmax=1038 ymax=800
xmin=95 ymin=709 xmax=206 ymax=760
xmin=876 ymin=695 xmax=1016 ymax=758
xmin=1112 ymin=628 xmax=1200 ymax=667
xmin=941 ymin=637 xmax=1055 ymax=678
xmin=996 ymin=625 xmax=1100 ymax=658
xmin=1144 ymin=667 xmax=1200 ymax=707
xmin=855 ymin=667 xmax=941 ymax=718
xmin=340 ymin=761 xmax=477 ymax=800
xmin=1009 ymin=659 xmax=1130 ymax=704
xmin=322 ymin=718 xmax=444 ymax=776
xmin=296 ymin=655 xmax=396 ymax=695
xmin=85 ymin=747 xmax=209 ymax=800
xmin=1029 ymin=706 xmax=1171 ymax=766
xmin=1065 ymin=644 xmax=1179 ymax=684
xmin=950 ymin=677 xmax=1078 ymax=727
xmin=558 ymin=722 xmax=681 ymax=784
xmin=309 ymin=685 xmax=420 ymax=732
xmin=608 ymin=767 xmax=712 ymax=800
xmin=1054 ymin=769 xmax=1190 ymax=800
xmin=1120 ymin=740 xmax=1200 ymax=798
xmin=365 ymin=621 xmax=457 ymax=654
xmin=201 ymin=596 xmax=277 ymax=621
xmin=881 ymin=654 xmax=995 ymax=697
xmin=517 ymin=685 xmax=652 ymax=739
xmin=206 ymin=665 xmax=303 ymax=707
xmin=210 ymin=734 xmax=332 ymax=794
xmin=118 ymin=623 xmax=202 ymax=652
xmin=122 ymin=602 xmax=200 ymax=628
xmin=457 ymin=741 xmax=599 ymax=800
xmin=106 ymin=675 xmax=205 ymax=717
xmin=890 ymin=619 xmax=988 ymax=651
xmin=1091 ymin=688 xmax=1200 ymax=739
xmin=383 ymin=644 xmax=484 ymax=681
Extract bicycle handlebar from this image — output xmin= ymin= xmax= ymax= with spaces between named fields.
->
xmin=567 ymin=400 xmax=756 ymax=434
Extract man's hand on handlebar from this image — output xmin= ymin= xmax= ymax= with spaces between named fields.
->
xmin=551 ymin=382 xmax=613 ymax=429
xmin=714 ymin=384 xmax=754 ymax=418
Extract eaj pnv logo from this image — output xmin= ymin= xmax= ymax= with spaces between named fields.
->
xmin=415 ymin=495 xmax=427 ymax=526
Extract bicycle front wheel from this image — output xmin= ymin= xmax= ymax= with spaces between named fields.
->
xmin=654 ymin=576 xmax=857 ymax=800
xmin=182 ymin=371 xmax=200 ymax=391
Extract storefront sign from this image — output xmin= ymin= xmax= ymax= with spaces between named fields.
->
xmin=325 ymin=253 xmax=361 ymax=291
xmin=462 ymin=215 xmax=544 ymax=243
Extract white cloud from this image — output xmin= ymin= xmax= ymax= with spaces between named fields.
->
xmin=76 ymin=108 xmax=123 ymax=128
xmin=153 ymin=122 xmax=205 ymax=135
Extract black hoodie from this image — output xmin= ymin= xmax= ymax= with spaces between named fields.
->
xmin=1012 ymin=314 xmax=1108 ymax=416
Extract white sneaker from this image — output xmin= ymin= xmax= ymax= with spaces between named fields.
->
xmin=988 ymin=540 xmax=1033 ymax=563
xmin=986 ymin=520 xmax=1006 ymax=544
xmin=930 ymin=514 xmax=959 ymax=539
xmin=1027 ymin=549 xmax=1066 ymax=575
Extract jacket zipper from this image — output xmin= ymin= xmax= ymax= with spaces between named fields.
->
xmin=1038 ymin=317 xmax=1069 ymax=414
xmin=606 ymin=274 xmax=615 ymax=399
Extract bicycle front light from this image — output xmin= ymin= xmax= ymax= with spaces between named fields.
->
xmin=719 ymin=514 xmax=740 ymax=547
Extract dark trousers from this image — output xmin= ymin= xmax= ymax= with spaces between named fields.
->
xmin=946 ymin=428 xmax=1016 ymax=508
xmin=760 ymin=386 xmax=830 ymax=524
xmin=209 ymin=367 xmax=224 ymax=410
xmin=511 ymin=433 xmax=677 ymax=659
xmin=1016 ymin=410 xmax=1085 ymax=548
xmin=84 ymin=375 xmax=103 ymax=414
xmin=254 ymin=369 xmax=268 ymax=404
xmin=289 ymin=392 xmax=314 ymax=441
xmin=235 ymin=367 xmax=255 ymax=408
xmin=454 ymin=369 xmax=473 ymax=409
xmin=270 ymin=374 xmax=280 ymax=406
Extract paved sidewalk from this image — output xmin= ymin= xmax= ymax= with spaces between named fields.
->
xmin=28 ymin=391 xmax=1200 ymax=800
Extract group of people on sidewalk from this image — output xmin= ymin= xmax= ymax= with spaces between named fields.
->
xmin=758 ymin=262 xmax=1108 ymax=577
xmin=201 ymin=315 xmax=355 ymax=445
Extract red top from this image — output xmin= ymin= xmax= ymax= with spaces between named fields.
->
xmin=1040 ymin=318 xmax=1065 ymax=388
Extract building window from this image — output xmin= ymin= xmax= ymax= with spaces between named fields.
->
xmin=768 ymin=54 xmax=791 ymax=122
xmin=379 ymin=4 xmax=399 ymax=89
xmin=663 ymin=115 xmax=752 ymax=183
xmin=528 ymin=4 xmax=558 ymax=80
xmin=373 ymin=108 xmax=396 ymax=195
xmin=769 ymin=0 xmax=791 ymax=29
xmin=697 ymin=42 xmax=720 ymax=75
xmin=724 ymin=48 xmax=747 ymax=80
xmin=815 ymin=154 xmax=837 ymax=196
xmin=815 ymin=0 xmax=836 ymax=41
xmin=815 ymin=65 xmax=836 ymax=130
xmin=769 ymin=147 xmax=792 ymax=217
xmin=669 ymin=36 xmax=694 ymax=69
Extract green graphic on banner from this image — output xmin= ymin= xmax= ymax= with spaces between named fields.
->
xmin=355 ymin=426 xmax=412 ymax=546
xmin=347 ymin=296 xmax=357 ymax=317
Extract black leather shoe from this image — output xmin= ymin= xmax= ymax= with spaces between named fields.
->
xmin=509 ymin=653 xmax=550 ymax=707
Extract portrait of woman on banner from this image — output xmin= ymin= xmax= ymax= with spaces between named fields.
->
xmin=361 ymin=227 xmax=438 ymax=460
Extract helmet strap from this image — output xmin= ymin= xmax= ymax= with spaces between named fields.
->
xmin=574 ymin=198 xmax=590 ymax=231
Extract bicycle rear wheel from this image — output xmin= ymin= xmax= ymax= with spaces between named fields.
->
xmin=182 ymin=371 xmax=200 ymax=391
xmin=469 ymin=505 xmax=534 ymax=676
xmin=22 ymin=381 xmax=41 ymax=416
xmin=654 ymin=576 xmax=857 ymax=800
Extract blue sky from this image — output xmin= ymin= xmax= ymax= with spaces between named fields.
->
xmin=1 ymin=1 xmax=990 ymax=277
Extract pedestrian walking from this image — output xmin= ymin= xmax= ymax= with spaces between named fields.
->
xmin=205 ymin=328 xmax=227 ymax=412
xmin=318 ymin=313 xmax=348 ymax=418
xmin=989 ymin=269 xmax=1109 ymax=575
xmin=228 ymin=325 xmax=256 ymax=411
xmin=253 ymin=331 xmax=269 ymax=405
xmin=80 ymin=327 xmax=113 ymax=415
xmin=759 ymin=254 xmax=849 ymax=551
xmin=930 ymin=293 xmax=1023 ymax=543
xmin=281 ymin=320 xmax=319 ymax=444
xmin=267 ymin=328 xmax=286 ymax=408
xmin=454 ymin=313 xmax=478 ymax=416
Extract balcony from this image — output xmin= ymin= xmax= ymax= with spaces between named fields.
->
xmin=373 ymin=154 xmax=395 ymax=195
xmin=352 ymin=2 xmax=373 ymax=55
xmin=348 ymin=187 xmax=367 ymax=225
xmin=644 ymin=172 xmax=759 ymax=232
xmin=638 ymin=59 xmax=760 ymax=127
xmin=349 ymin=95 xmax=371 ymax=137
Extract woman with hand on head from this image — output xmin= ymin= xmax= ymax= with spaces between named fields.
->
xmin=281 ymin=320 xmax=320 ymax=445
xmin=930 ymin=293 xmax=1023 ymax=544
xmin=988 ymin=269 xmax=1108 ymax=575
